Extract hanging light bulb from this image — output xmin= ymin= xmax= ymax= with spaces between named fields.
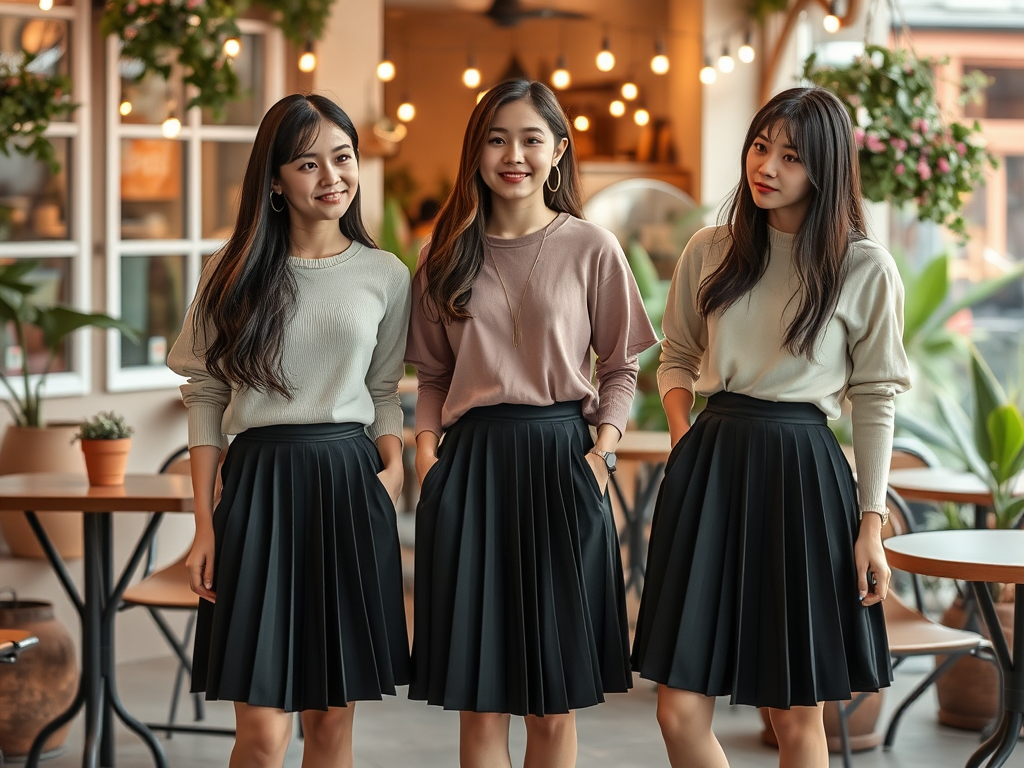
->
xmin=377 ymin=54 xmax=396 ymax=82
xmin=699 ymin=56 xmax=717 ymax=85
xmin=551 ymin=55 xmax=571 ymax=90
xmin=298 ymin=40 xmax=317 ymax=73
xmin=38 ymin=0 xmax=53 ymax=10
xmin=718 ymin=44 xmax=734 ymax=73
xmin=596 ymin=37 xmax=615 ymax=72
xmin=634 ymin=108 xmax=650 ymax=127
xmin=609 ymin=99 xmax=626 ymax=117
xmin=823 ymin=1 xmax=841 ymax=33
xmin=462 ymin=55 xmax=482 ymax=89
xmin=161 ymin=113 xmax=181 ymax=139
xmin=650 ymin=37 xmax=669 ymax=75
xmin=119 ymin=100 xmax=133 ymax=117
xmin=573 ymin=115 xmax=590 ymax=131
xmin=738 ymin=32 xmax=756 ymax=64
xmin=621 ymin=81 xmax=639 ymax=101
xmin=222 ymin=37 xmax=241 ymax=58
xmin=397 ymin=100 xmax=416 ymax=122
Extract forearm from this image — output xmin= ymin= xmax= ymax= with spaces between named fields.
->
xmin=592 ymin=423 xmax=621 ymax=453
xmin=375 ymin=433 xmax=403 ymax=472
xmin=189 ymin=444 xmax=222 ymax=531
xmin=663 ymin=387 xmax=694 ymax=447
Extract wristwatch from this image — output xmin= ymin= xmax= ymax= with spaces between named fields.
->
xmin=861 ymin=507 xmax=889 ymax=526
xmin=589 ymin=449 xmax=617 ymax=475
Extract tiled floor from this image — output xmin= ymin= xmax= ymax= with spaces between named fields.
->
xmin=25 ymin=655 xmax=1015 ymax=767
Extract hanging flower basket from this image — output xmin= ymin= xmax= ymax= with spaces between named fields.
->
xmin=803 ymin=44 xmax=998 ymax=241
xmin=0 ymin=54 xmax=75 ymax=173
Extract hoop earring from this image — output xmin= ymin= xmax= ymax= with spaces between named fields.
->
xmin=270 ymin=191 xmax=286 ymax=213
xmin=546 ymin=165 xmax=562 ymax=193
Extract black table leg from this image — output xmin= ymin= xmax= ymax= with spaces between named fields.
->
xmin=610 ymin=461 xmax=664 ymax=598
xmin=100 ymin=514 xmax=116 ymax=767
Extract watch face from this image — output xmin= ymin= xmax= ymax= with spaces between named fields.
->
xmin=605 ymin=453 xmax=617 ymax=472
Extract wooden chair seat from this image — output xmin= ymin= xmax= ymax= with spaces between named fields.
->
xmin=884 ymin=594 xmax=990 ymax=655
xmin=122 ymin=555 xmax=198 ymax=610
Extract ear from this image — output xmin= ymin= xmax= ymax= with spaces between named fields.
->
xmin=553 ymin=137 xmax=569 ymax=166
xmin=270 ymin=178 xmax=282 ymax=195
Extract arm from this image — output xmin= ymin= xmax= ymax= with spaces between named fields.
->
xmin=584 ymin=423 xmax=623 ymax=494
xmin=657 ymin=232 xmax=708 ymax=420
xmin=185 ymin=444 xmax=221 ymax=603
xmin=414 ymin=430 xmax=440 ymax=486
xmin=364 ymin=265 xmax=412 ymax=445
xmin=663 ymin=387 xmax=695 ymax=447
xmin=375 ymin=434 xmax=404 ymax=504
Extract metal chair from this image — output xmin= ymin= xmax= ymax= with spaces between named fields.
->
xmin=0 ymin=629 xmax=38 ymax=664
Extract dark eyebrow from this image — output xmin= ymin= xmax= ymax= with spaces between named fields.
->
xmin=296 ymin=144 xmax=351 ymax=159
xmin=756 ymin=132 xmax=797 ymax=150
xmin=488 ymin=126 xmax=546 ymax=134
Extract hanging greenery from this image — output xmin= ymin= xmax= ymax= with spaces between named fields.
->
xmin=0 ymin=53 xmax=76 ymax=173
xmin=747 ymin=0 xmax=789 ymax=23
xmin=102 ymin=0 xmax=335 ymax=119
xmin=803 ymin=44 xmax=998 ymax=241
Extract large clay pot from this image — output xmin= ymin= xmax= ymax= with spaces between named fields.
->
xmin=0 ymin=424 xmax=85 ymax=559
xmin=935 ymin=595 xmax=1014 ymax=730
xmin=760 ymin=691 xmax=885 ymax=753
xmin=0 ymin=596 xmax=78 ymax=758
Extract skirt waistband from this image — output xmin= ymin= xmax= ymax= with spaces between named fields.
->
xmin=235 ymin=422 xmax=367 ymax=443
xmin=460 ymin=401 xmax=584 ymax=424
xmin=704 ymin=392 xmax=826 ymax=426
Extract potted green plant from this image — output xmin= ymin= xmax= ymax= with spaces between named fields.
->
xmin=0 ymin=53 xmax=76 ymax=173
xmin=72 ymin=412 xmax=134 ymax=486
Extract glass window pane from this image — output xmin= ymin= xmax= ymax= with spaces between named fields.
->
xmin=0 ymin=257 xmax=72 ymax=377
xmin=964 ymin=67 xmax=1024 ymax=120
xmin=119 ymin=255 xmax=186 ymax=368
xmin=201 ymin=142 xmax=249 ymax=239
xmin=0 ymin=138 xmax=71 ymax=242
xmin=120 ymin=139 xmax=186 ymax=239
xmin=0 ymin=16 xmax=71 ymax=81
xmin=119 ymin=65 xmax=186 ymax=126
xmin=1008 ymin=157 xmax=1024 ymax=262
xmin=201 ymin=32 xmax=265 ymax=126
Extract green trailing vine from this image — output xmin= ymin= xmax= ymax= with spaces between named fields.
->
xmin=0 ymin=54 xmax=76 ymax=173
xmin=747 ymin=0 xmax=789 ymax=23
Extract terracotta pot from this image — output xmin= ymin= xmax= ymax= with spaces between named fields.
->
xmin=80 ymin=438 xmax=131 ymax=486
xmin=935 ymin=595 xmax=1014 ymax=730
xmin=760 ymin=691 xmax=885 ymax=753
xmin=0 ymin=597 xmax=78 ymax=758
xmin=0 ymin=424 xmax=85 ymax=559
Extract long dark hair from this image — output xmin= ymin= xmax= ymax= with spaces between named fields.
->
xmin=192 ymin=94 xmax=376 ymax=396
xmin=699 ymin=86 xmax=865 ymax=358
xmin=422 ymin=78 xmax=584 ymax=325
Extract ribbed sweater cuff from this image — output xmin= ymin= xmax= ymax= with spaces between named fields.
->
xmin=367 ymin=405 xmax=405 ymax=444
xmin=658 ymin=369 xmax=694 ymax=401
xmin=187 ymin=404 xmax=226 ymax=449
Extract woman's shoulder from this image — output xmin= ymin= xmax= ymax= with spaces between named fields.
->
xmin=358 ymin=244 xmax=412 ymax=286
xmin=846 ymin=237 xmax=900 ymax=283
xmin=558 ymin=215 xmax=622 ymax=250
xmin=681 ymin=225 xmax=729 ymax=266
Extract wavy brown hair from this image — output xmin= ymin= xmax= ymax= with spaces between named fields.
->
xmin=421 ymin=78 xmax=584 ymax=325
xmin=699 ymin=86 xmax=865 ymax=358
xmin=191 ymin=94 xmax=376 ymax=397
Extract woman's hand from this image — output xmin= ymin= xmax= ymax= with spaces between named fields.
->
xmin=186 ymin=525 xmax=217 ymax=603
xmin=377 ymin=463 xmax=404 ymax=505
xmin=415 ymin=450 xmax=438 ymax=486
xmin=584 ymin=452 xmax=610 ymax=494
xmin=854 ymin=513 xmax=890 ymax=607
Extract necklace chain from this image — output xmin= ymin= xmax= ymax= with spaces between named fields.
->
xmin=490 ymin=226 xmax=550 ymax=348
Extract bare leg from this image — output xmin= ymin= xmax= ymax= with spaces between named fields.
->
xmin=523 ymin=712 xmax=577 ymax=768
xmin=460 ymin=711 xmax=512 ymax=768
xmin=768 ymin=704 xmax=828 ymax=768
xmin=231 ymin=703 xmax=293 ymax=768
xmin=656 ymin=686 xmax=729 ymax=768
xmin=300 ymin=705 xmax=356 ymax=768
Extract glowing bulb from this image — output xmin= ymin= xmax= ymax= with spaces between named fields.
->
xmin=621 ymin=82 xmax=638 ymax=100
xmin=298 ymin=41 xmax=317 ymax=73
xmin=551 ymin=56 xmax=571 ymax=90
xmin=573 ymin=115 xmax=590 ymax=131
xmin=377 ymin=59 xmax=396 ymax=82
xmin=119 ymin=100 xmax=132 ymax=117
xmin=609 ymin=99 xmax=625 ymax=117
xmin=823 ymin=14 xmax=841 ymax=33
xmin=397 ymin=101 xmax=416 ymax=122
xmin=634 ymin=108 xmax=650 ymax=127
xmin=161 ymin=116 xmax=181 ymax=138
xmin=463 ymin=67 xmax=482 ymax=89
xmin=596 ymin=50 xmax=615 ymax=73
xmin=38 ymin=0 xmax=53 ymax=10
xmin=651 ymin=54 xmax=669 ymax=75
xmin=223 ymin=37 xmax=241 ymax=58
xmin=738 ymin=43 xmax=755 ymax=64
xmin=718 ymin=53 xmax=734 ymax=73
xmin=699 ymin=64 xmax=717 ymax=85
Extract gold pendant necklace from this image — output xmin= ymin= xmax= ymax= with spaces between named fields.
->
xmin=490 ymin=226 xmax=550 ymax=348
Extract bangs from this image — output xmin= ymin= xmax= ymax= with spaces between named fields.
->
xmin=283 ymin=113 xmax=323 ymax=164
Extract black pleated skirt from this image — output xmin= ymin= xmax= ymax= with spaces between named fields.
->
xmin=631 ymin=393 xmax=892 ymax=709
xmin=410 ymin=402 xmax=632 ymax=716
xmin=191 ymin=423 xmax=410 ymax=712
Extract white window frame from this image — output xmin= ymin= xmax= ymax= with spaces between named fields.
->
xmin=105 ymin=19 xmax=284 ymax=392
xmin=0 ymin=0 xmax=92 ymax=402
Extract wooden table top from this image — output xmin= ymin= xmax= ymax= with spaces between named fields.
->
xmin=616 ymin=431 xmax=672 ymax=463
xmin=887 ymin=467 xmax=1024 ymax=506
xmin=884 ymin=530 xmax=1024 ymax=583
xmin=0 ymin=473 xmax=194 ymax=513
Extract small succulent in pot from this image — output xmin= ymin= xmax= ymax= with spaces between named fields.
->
xmin=73 ymin=412 xmax=133 ymax=486
xmin=73 ymin=411 xmax=134 ymax=442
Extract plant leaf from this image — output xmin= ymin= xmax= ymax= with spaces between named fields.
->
xmin=971 ymin=350 xmax=1005 ymax=465
xmin=987 ymin=404 xmax=1024 ymax=484
xmin=919 ymin=261 xmax=1024 ymax=338
xmin=626 ymin=240 xmax=662 ymax=301
xmin=895 ymin=409 xmax=960 ymax=455
xmin=903 ymin=254 xmax=948 ymax=345
xmin=936 ymin=391 xmax=992 ymax=483
xmin=1000 ymin=495 xmax=1024 ymax=529
xmin=34 ymin=307 xmax=140 ymax=355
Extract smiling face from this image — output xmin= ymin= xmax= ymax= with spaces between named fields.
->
xmin=745 ymin=121 xmax=814 ymax=233
xmin=272 ymin=119 xmax=358 ymax=231
xmin=478 ymin=98 xmax=567 ymax=207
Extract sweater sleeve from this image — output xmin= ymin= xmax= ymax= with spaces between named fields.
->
xmin=365 ymin=263 xmax=412 ymax=443
xmin=846 ymin=249 xmax=912 ymax=513
xmin=166 ymin=282 xmax=231 ymax=450
xmin=658 ymin=229 xmax=710 ymax=400
xmin=591 ymin=238 xmax=659 ymax=435
xmin=405 ymin=262 xmax=455 ymax=438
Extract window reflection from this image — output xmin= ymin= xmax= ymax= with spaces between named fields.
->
xmin=120 ymin=139 xmax=186 ymax=239
xmin=965 ymin=67 xmax=1024 ymax=120
xmin=119 ymin=67 xmax=186 ymax=126
xmin=201 ymin=142 xmax=249 ymax=239
xmin=120 ymin=255 xmax=186 ymax=368
xmin=0 ymin=258 xmax=72 ymax=377
xmin=0 ymin=139 xmax=70 ymax=242
xmin=0 ymin=16 xmax=71 ymax=79
xmin=201 ymin=33 xmax=265 ymax=126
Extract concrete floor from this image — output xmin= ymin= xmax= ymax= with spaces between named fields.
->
xmin=24 ymin=656 xmax=1019 ymax=768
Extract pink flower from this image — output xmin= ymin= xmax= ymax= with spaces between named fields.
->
xmin=848 ymin=94 xmax=861 ymax=107
xmin=894 ymin=163 xmax=905 ymax=176
xmin=854 ymin=127 xmax=865 ymax=148
xmin=138 ymin=0 xmax=149 ymax=5
xmin=937 ymin=157 xmax=950 ymax=173
xmin=125 ymin=2 xmax=136 ymax=11
xmin=909 ymin=132 xmax=923 ymax=147
xmin=917 ymin=160 xmax=932 ymax=181
xmin=186 ymin=0 xmax=200 ymax=7
xmin=125 ymin=26 xmax=137 ymax=39
xmin=957 ymin=142 xmax=967 ymax=156
xmin=865 ymin=133 xmax=886 ymax=153
xmin=892 ymin=138 xmax=908 ymax=152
